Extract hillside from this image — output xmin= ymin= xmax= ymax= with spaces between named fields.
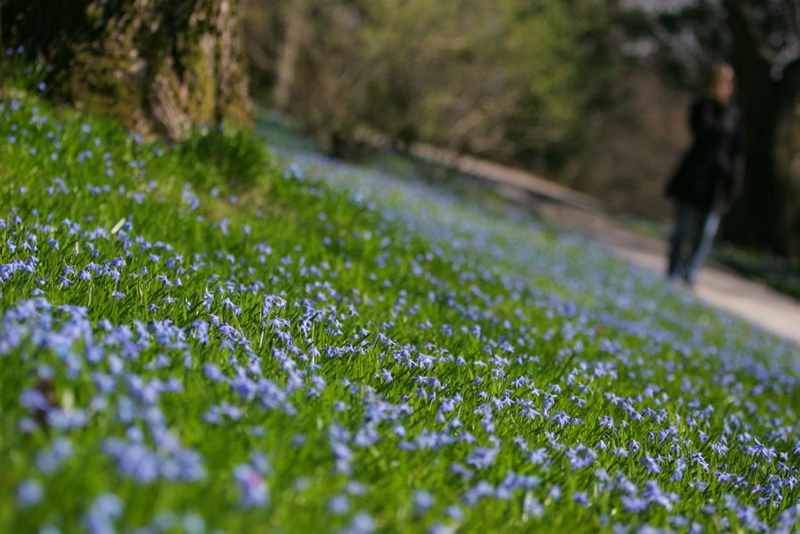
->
xmin=2 ymin=92 xmax=800 ymax=533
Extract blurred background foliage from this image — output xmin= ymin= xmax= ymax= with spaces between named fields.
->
xmin=2 ymin=0 xmax=800 ymax=259
xmin=245 ymin=0 xmax=615 ymax=171
xmin=243 ymin=0 xmax=800 ymax=258
xmin=242 ymin=0 xmax=688 ymax=228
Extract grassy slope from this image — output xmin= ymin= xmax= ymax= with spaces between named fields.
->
xmin=0 ymin=93 xmax=799 ymax=534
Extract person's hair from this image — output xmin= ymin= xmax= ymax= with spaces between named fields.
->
xmin=706 ymin=62 xmax=734 ymax=92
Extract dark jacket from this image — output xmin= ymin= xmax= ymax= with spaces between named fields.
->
xmin=666 ymin=96 xmax=742 ymax=212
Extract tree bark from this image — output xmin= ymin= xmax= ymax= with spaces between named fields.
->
xmin=273 ymin=0 xmax=307 ymax=111
xmin=774 ymin=60 xmax=800 ymax=256
xmin=1 ymin=0 xmax=251 ymax=140
xmin=721 ymin=0 xmax=792 ymax=254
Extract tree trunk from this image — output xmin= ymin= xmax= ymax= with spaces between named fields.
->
xmin=273 ymin=0 xmax=307 ymax=111
xmin=724 ymin=87 xmax=787 ymax=253
xmin=1 ymin=0 xmax=251 ymax=140
xmin=774 ymin=62 xmax=800 ymax=257
xmin=721 ymin=0 xmax=791 ymax=254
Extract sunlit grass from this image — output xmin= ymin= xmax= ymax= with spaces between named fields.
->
xmin=0 ymin=89 xmax=799 ymax=534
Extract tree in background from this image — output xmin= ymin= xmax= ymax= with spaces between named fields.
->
xmin=245 ymin=0 xmax=615 ymax=165
xmin=625 ymin=0 xmax=800 ymax=256
xmin=1 ymin=0 xmax=251 ymax=140
xmin=724 ymin=0 xmax=800 ymax=257
xmin=246 ymin=0 xmax=800 ymax=257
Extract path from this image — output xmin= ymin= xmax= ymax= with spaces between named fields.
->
xmin=396 ymin=140 xmax=800 ymax=347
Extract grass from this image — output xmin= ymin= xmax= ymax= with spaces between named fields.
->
xmin=261 ymin=109 xmax=800 ymax=305
xmin=1 ymin=84 xmax=799 ymax=534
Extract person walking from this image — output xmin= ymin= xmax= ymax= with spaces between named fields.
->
xmin=665 ymin=63 xmax=742 ymax=287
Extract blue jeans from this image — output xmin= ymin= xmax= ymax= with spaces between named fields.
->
xmin=667 ymin=203 xmax=720 ymax=285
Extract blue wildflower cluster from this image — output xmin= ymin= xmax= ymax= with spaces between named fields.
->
xmin=1 ymin=88 xmax=799 ymax=534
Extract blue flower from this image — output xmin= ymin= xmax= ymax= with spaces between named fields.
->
xmin=328 ymin=495 xmax=349 ymax=515
xmin=17 ymin=479 xmax=43 ymax=507
xmin=413 ymin=490 xmax=434 ymax=515
xmin=234 ymin=464 xmax=268 ymax=508
xmin=36 ymin=438 xmax=73 ymax=474
xmin=84 ymin=493 xmax=122 ymax=534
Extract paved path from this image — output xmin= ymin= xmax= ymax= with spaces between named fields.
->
xmin=618 ymin=245 xmax=800 ymax=346
xmin=401 ymin=142 xmax=800 ymax=347
xmin=536 ymin=202 xmax=800 ymax=346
